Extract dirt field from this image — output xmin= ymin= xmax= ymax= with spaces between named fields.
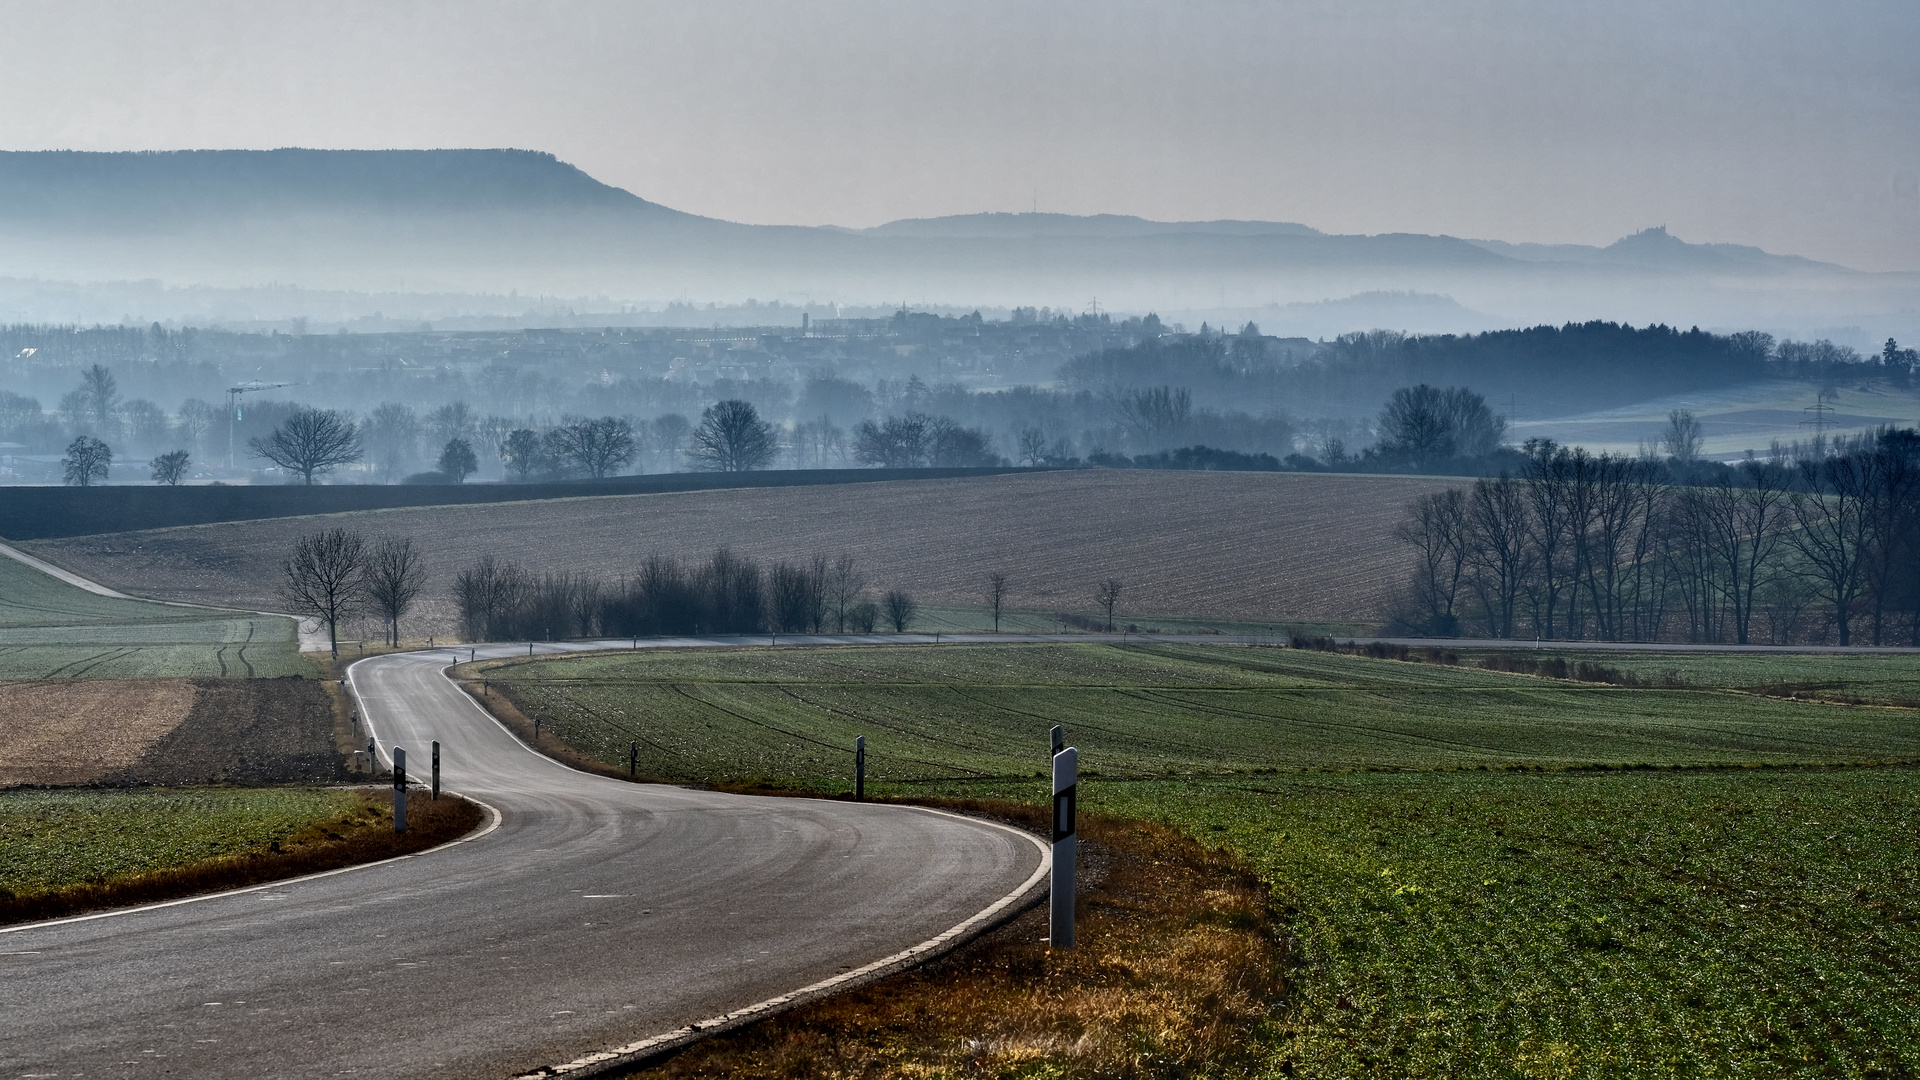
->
xmin=0 ymin=676 xmax=344 ymax=788
xmin=0 ymin=680 xmax=197 ymax=786
xmin=25 ymin=471 xmax=1453 ymax=637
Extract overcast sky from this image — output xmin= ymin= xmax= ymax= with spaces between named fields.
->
xmin=2 ymin=0 xmax=1914 ymax=269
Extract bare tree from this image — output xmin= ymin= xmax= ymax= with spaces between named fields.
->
xmin=453 ymin=555 xmax=528 ymax=642
xmin=1464 ymin=475 xmax=1533 ymax=638
xmin=364 ymin=536 xmax=426 ymax=647
xmin=548 ymin=416 xmax=637 ymax=478
xmin=883 ymin=589 xmax=918 ymax=633
xmin=282 ymin=528 xmax=368 ymax=659
xmin=1394 ymin=488 xmax=1468 ymax=635
xmin=826 ymin=555 xmax=865 ymax=631
xmin=76 ymin=364 xmax=120 ymax=432
xmin=689 ymin=400 xmax=776 ymax=472
xmin=1685 ymin=460 xmax=1795 ymax=645
xmin=1663 ymin=409 xmax=1704 ymax=465
xmin=61 ymin=436 xmax=111 ymax=486
xmin=1017 ymin=427 xmax=1048 ymax=467
xmin=500 ymin=429 xmax=542 ymax=481
xmin=987 ymin=572 xmax=1009 ymax=632
xmin=1096 ymin=578 xmax=1122 ymax=631
xmin=360 ymin=402 xmax=421 ymax=481
xmin=1789 ymin=452 xmax=1872 ymax=644
xmin=149 ymin=449 xmax=191 ymax=485
xmin=250 ymin=409 xmax=361 ymax=484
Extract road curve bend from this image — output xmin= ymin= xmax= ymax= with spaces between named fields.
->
xmin=1 ymin=640 xmax=1047 ymax=1079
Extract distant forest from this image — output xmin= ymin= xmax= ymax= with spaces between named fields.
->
xmin=0 ymin=315 xmax=1908 ymax=485
xmin=1061 ymin=321 xmax=1827 ymax=419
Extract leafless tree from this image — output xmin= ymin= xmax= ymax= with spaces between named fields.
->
xmin=1096 ymin=578 xmax=1122 ymax=631
xmin=826 ymin=555 xmax=865 ymax=632
xmin=689 ymin=400 xmax=776 ymax=472
xmin=1394 ymin=488 xmax=1468 ymax=634
xmin=987 ymin=572 xmax=1009 ymax=632
xmin=883 ymin=589 xmax=918 ymax=633
xmin=453 ymin=555 xmax=527 ymax=642
xmin=360 ymin=402 xmax=421 ymax=481
xmin=1017 ymin=427 xmax=1048 ymax=467
xmin=149 ymin=449 xmax=191 ymax=485
xmin=1703 ymin=460 xmax=1794 ymax=644
xmin=547 ymin=416 xmax=637 ymax=478
xmin=282 ymin=528 xmax=368 ymax=659
xmin=1663 ymin=409 xmax=1704 ymax=465
xmin=251 ymin=408 xmax=361 ymax=484
xmin=364 ymin=537 xmax=426 ymax=647
xmin=1464 ymin=475 xmax=1533 ymax=638
xmin=76 ymin=364 xmax=120 ymax=432
xmin=1789 ymin=452 xmax=1873 ymax=644
xmin=61 ymin=436 xmax=111 ymax=486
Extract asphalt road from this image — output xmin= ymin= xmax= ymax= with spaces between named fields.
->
xmin=0 ymin=639 xmax=1047 ymax=1079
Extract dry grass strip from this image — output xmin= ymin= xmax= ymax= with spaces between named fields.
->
xmin=0 ymin=789 xmax=483 ymax=926
xmin=631 ymin=800 xmax=1288 ymax=1080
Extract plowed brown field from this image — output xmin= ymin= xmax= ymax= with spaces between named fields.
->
xmin=27 ymin=471 xmax=1452 ymax=637
xmin=0 ymin=680 xmax=195 ymax=786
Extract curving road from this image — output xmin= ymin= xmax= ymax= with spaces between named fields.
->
xmin=0 ymin=640 xmax=1047 ymax=1079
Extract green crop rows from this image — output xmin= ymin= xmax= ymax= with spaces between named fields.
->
xmin=0 ymin=554 xmax=306 ymax=678
xmin=0 ymin=787 xmax=361 ymax=896
xmin=491 ymin=641 xmax=1920 ymax=1077
xmin=486 ymin=643 xmax=1920 ymax=791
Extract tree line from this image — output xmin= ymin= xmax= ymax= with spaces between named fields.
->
xmin=451 ymin=550 xmax=925 ymax=641
xmin=1394 ymin=428 xmax=1920 ymax=645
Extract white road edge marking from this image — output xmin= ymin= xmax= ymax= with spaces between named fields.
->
xmin=514 ymin=808 xmax=1051 ymax=1078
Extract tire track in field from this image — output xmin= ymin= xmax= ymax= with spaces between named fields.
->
xmin=41 ymin=648 xmax=126 ymax=678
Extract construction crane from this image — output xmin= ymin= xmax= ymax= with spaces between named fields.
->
xmin=226 ymin=381 xmax=290 ymax=470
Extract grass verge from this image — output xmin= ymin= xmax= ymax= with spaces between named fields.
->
xmin=0 ymin=787 xmax=483 ymax=926
xmin=632 ymin=801 xmax=1285 ymax=1080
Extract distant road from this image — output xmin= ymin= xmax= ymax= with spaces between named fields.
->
xmin=1 ymin=638 xmax=1047 ymax=1079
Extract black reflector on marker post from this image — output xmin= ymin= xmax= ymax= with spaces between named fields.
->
xmin=392 ymin=745 xmax=408 ymax=833
xmin=1051 ymin=745 xmax=1077 ymax=949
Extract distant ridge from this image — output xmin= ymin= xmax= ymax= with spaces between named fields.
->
xmin=853 ymin=211 xmax=1323 ymax=240
xmin=0 ymin=148 xmax=692 ymax=228
xmin=0 ymin=148 xmax=1894 ymax=333
xmin=1467 ymin=226 xmax=1843 ymax=274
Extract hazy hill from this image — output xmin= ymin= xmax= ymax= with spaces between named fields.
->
xmin=0 ymin=148 xmax=1905 ymax=334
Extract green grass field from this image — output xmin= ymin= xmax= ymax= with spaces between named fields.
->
xmin=482 ymin=643 xmax=1920 ymax=790
xmin=0 ymin=553 xmax=306 ymax=678
xmin=490 ymin=642 xmax=1920 ymax=1078
xmin=0 ymin=787 xmax=362 ymax=896
xmin=1454 ymin=647 xmax=1920 ymax=707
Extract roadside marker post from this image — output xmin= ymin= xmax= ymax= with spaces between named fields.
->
xmin=629 ymin=741 xmax=638 ymax=778
xmin=1050 ymin=724 xmax=1064 ymax=756
xmin=392 ymin=746 xmax=408 ymax=833
xmin=1050 ymin=745 xmax=1077 ymax=949
xmin=855 ymin=736 xmax=866 ymax=801
xmin=431 ymin=741 xmax=440 ymax=800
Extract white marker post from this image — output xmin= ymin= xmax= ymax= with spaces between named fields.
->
xmin=392 ymin=746 xmax=408 ymax=833
xmin=854 ymin=736 xmax=866 ymax=801
xmin=1050 ymin=745 xmax=1077 ymax=949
